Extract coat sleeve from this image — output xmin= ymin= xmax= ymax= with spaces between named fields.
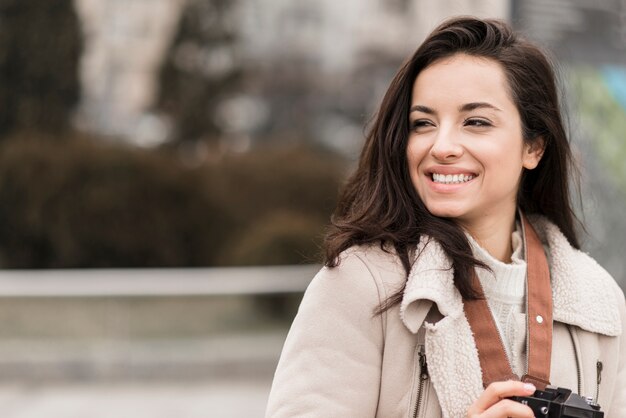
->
xmin=265 ymin=252 xmax=386 ymax=418
xmin=607 ymin=289 xmax=626 ymax=415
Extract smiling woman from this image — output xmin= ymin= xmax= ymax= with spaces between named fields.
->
xmin=266 ymin=17 xmax=626 ymax=418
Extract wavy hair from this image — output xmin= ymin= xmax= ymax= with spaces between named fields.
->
xmin=324 ymin=16 xmax=580 ymax=309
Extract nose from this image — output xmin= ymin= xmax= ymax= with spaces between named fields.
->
xmin=430 ymin=128 xmax=463 ymax=161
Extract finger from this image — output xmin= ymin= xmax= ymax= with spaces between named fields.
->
xmin=482 ymin=399 xmax=535 ymax=418
xmin=469 ymin=381 xmax=535 ymax=413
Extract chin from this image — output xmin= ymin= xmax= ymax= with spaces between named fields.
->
xmin=425 ymin=205 xmax=469 ymax=220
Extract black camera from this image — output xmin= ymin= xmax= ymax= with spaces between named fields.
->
xmin=510 ymin=385 xmax=603 ymax=417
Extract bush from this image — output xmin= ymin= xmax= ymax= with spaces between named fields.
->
xmin=0 ymin=135 xmax=231 ymax=268
xmin=218 ymin=210 xmax=324 ymax=265
xmin=0 ymin=136 xmax=344 ymax=268
xmin=211 ymin=145 xmax=344 ymax=265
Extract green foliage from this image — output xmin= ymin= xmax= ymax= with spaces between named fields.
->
xmin=570 ymin=67 xmax=626 ymax=195
xmin=0 ymin=0 xmax=82 ymax=137
xmin=0 ymin=136 xmax=343 ymax=268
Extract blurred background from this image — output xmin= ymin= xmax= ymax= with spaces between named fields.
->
xmin=0 ymin=0 xmax=624 ymax=416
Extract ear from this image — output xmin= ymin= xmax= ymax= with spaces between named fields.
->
xmin=522 ymin=137 xmax=545 ymax=170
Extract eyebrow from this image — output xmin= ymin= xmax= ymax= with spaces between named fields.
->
xmin=459 ymin=102 xmax=502 ymax=112
xmin=409 ymin=104 xmax=436 ymax=114
xmin=409 ymin=102 xmax=502 ymax=114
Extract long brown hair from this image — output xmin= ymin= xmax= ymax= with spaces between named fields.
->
xmin=324 ymin=17 xmax=579 ymax=308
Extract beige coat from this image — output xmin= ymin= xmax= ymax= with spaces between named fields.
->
xmin=266 ymin=216 xmax=626 ymax=417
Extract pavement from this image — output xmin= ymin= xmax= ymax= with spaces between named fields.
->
xmin=0 ymin=332 xmax=287 ymax=417
xmin=0 ymin=266 xmax=306 ymax=417
xmin=0 ymin=377 xmax=271 ymax=418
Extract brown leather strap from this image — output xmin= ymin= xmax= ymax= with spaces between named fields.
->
xmin=463 ymin=214 xmax=552 ymax=389
xmin=521 ymin=214 xmax=553 ymax=389
xmin=464 ymin=273 xmax=519 ymax=385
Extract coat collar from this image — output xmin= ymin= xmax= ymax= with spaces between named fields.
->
xmin=398 ymin=215 xmax=622 ymax=418
xmin=527 ymin=215 xmax=622 ymax=336
xmin=400 ymin=214 xmax=622 ymax=337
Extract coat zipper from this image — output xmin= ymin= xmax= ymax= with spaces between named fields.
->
xmin=413 ymin=345 xmax=429 ymax=418
xmin=595 ymin=360 xmax=603 ymax=402
xmin=566 ymin=325 xmax=582 ymax=395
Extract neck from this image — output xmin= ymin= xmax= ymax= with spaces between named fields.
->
xmin=459 ymin=210 xmax=517 ymax=263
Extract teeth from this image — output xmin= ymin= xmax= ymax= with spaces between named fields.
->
xmin=432 ymin=173 xmax=474 ymax=184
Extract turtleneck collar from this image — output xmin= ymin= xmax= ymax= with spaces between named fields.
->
xmin=465 ymin=222 xmax=527 ymax=302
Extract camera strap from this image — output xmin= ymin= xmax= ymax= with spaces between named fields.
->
xmin=463 ymin=213 xmax=553 ymax=390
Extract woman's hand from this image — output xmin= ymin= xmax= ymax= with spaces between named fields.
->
xmin=466 ymin=380 xmax=536 ymax=417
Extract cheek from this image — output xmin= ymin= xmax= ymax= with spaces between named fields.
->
xmin=406 ymin=137 xmax=427 ymax=167
xmin=485 ymin=148 xmax=526 ymax=189
xmin=406 ymin=139 xmax=426 ymax=184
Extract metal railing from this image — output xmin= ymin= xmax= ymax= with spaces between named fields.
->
xmin=0 ymin=265 xmax=320 ymax=297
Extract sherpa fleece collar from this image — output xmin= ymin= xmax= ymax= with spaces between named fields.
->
xmin=399 ymin=214 xmax=622 ymax=418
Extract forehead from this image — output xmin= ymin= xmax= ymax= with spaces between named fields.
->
xmin=411 ymin=54 xmax=514 ymax=109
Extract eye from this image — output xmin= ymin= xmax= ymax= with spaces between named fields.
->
xmin=463 ymin=118 xmax=492 ymax=128
xmin=410 ymin=119 xmax=435 ymax=132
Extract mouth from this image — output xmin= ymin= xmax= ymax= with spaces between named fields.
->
xmin=428 ymin=172 xmax=477 ymax=185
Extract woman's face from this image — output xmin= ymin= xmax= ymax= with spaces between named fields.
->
xmin=407 ymin=53 xmax=542 ymax=229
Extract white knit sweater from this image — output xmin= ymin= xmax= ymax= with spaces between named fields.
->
xmin=467 ymin=226 xmax=527 ymax=377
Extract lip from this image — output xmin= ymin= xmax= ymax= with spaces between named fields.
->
xmin=424 ymin=165 xmax=478 ymax=177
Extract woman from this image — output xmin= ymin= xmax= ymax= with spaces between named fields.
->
xmin=266 ymin=17 xmax=626 ymax=418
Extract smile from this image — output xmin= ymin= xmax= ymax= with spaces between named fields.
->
xmin=431 ymin=173 xmax=475 ymax=184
